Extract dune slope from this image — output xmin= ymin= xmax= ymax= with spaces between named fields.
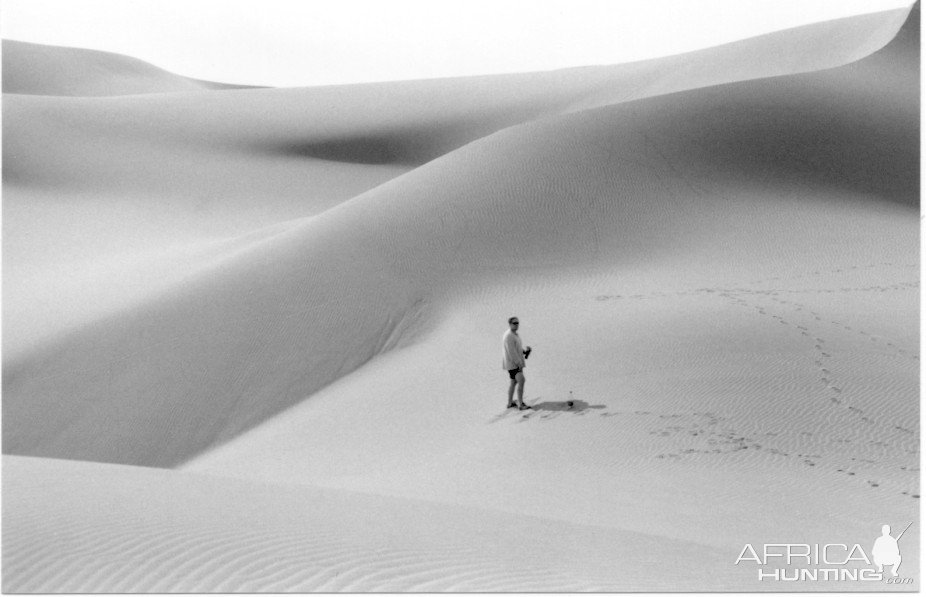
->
xmin=4 ymin=455 xmax=742 ymax=592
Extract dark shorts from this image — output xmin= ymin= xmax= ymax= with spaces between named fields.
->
xmin=507 ymin=367 xmax=522 ymax=380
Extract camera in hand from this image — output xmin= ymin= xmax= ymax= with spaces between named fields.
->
xmin=524 ymin=346 xmax=532 ymax=359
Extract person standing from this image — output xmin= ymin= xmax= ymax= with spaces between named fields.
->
xmin=502 ymin=316 xmax=532 ymax=410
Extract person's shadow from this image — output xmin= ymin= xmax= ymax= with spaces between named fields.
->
xmin=529 ymin=400 xmax=606 ymax=416
xmin=491 ymin=399 xmax=606 ymax=423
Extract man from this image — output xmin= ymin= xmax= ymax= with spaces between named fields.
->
xmin=873 ymin=524 xmax=903 ymax=577
xmin=502 ymin=316 xmax=532 ymax=410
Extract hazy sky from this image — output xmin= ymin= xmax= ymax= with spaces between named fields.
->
xmin=1 ymin=0 xmax=914 ymax=87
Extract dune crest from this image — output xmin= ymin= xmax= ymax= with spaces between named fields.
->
xmin=2 ymin=39 xmax=257 ymax=96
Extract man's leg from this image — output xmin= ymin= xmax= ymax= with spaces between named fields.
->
xmin=516 ymin=372 xmax=527 ymax=407
xmin=507 ymin=378 xmax=517 ymax=406
xmin=890 ymin=555 xmax=901 ymax=577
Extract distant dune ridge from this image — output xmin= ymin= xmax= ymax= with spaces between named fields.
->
xmin=2 ymin=4 xmax=920 ymax=593
xmin=2 ymin=39 xmax=258 ymax=96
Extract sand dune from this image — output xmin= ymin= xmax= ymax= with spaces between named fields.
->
xmin=1 ymin=6 xmax=913 ymax=363
xmin=2 ymin=39 xmax=256 ymax=96
xmin=2 ymin=3 xmax=919 ymax=593
xmin=4 ymin=4 xmax=917 ymax=467
xmin=4 ymin=456 xmax=741 ymax=592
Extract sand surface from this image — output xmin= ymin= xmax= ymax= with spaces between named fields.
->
xmin=2 ymin=5 xmax=920 ymax=592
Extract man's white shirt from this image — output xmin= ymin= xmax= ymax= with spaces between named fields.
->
xmin=502 ymin=329 xmax=525 ymax=370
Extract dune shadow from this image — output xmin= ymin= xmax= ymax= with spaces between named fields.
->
xmin=264 ymin=120 xmax=488 ymax=166
xmin=274 ymin=136 xmax=422 ymax=165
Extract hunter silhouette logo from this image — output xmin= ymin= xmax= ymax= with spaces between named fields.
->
xmin=736 ymin=522 xmax=915 ymax=583
xmin=872 ymin=523 xmax=911 ymax=578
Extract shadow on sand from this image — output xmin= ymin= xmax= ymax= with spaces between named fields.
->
xmin=490 ymin=399 xmax=606 ymax=423
xmin=530 ymin=400 xmax=606 ymax=414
